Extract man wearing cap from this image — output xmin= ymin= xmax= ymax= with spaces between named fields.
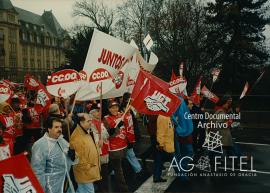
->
xmin=89 ymin=104 xmax=110 ymax=193
xmin=103 ymin=101 xmax=130 ymax=192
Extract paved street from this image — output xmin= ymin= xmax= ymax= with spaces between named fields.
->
xmin=117 ymin=127 xmax=270 ymax=193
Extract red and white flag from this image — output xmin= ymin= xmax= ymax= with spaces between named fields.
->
xmin=240 ymin=82 xmax=249 ymax=99
xmin=201 ymin=85 xmax=219 ymax=103
xmin=131 ymin=70 xmax=181 ymax=116
xmin=0 ymin=153 xmax=44 ymax=193
xmin=24 ymin=75 xmax=51 ymax=111
xmin=0 ymin=85 xmax=12 ymax=103
xmin=179 ymin=62 xmax=184 ymax=77
xmin=190 ymin=77 xmax=202 ymax=105
xmin=46 ymin=69 xmax=81 ymax=98
xmin=169 ymin=69 xmax=187 ymax=94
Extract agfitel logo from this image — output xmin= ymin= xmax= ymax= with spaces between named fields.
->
xmin=3 ymin=174 xmax=37 ymax=193
xmin=144 ymin=91 xmax=171 ymax=112
xmin=168 ymin=131 xmax=256 ymax=174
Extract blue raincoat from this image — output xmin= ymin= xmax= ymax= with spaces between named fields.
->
xmin=172 ymin=97 xmax=193 ymax=137
xmin=31 ymin=133 xmax=74 ymax=193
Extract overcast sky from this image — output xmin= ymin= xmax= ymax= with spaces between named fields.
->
xmin=11 ymin=0 xmax=124 ymax=29
xmin=10 ymin=0 xmax=270 ymax=40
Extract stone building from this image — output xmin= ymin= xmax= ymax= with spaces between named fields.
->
xmin=0 ymin=0 xmax=70 ymax=82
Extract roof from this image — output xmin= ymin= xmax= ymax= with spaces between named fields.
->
xmin=13 ymin=7 xmax=67 ymax=37
xmin=0 ymin=0 xmax=15 ymax=10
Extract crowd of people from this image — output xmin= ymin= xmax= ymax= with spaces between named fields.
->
xmin=0 ymin=84 xmax=244 ymax=193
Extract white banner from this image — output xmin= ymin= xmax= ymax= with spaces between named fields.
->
xmin=76 ymin=29 xmax=137 ymax=100
xmin=46 ymin=69 xmax=81 ymax=98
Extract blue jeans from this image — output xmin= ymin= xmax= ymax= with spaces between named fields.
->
xmin=174 ymin=138 xmax=193 ymax=179
xmin=76 ymin=183 xmax=94 ymax=193
xmin=126 ymin=148 xmax=142 ymax=173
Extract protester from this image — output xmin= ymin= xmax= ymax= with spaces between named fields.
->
xmin=21 ymin=99 xmax=42 ymax=153
xmin=172 ymin=97 xmax=194 ymax=181
xmin=31 ymin=117 xmax=75 ymax=193
xmin=154 ymin=115 xmax=174 ymax=183
xmin=141 ymin=114 xmax=158 ymax=169
xmin=0 ymin=102 xmax=17 ymax=156
xmin=89 ymin=104 xmax=110 ymax=193
xmin=121 ymin=104 xmax=143 ymax=178
xmin=0 ymin=121 xmax=11 ymax=161
xmin=70 ymin=113 xmax=101 ymax=193
xmin=187 ymin=98 xmax=206 ymax=154
xmin=103 ymin=101 xmax=130 ymax=193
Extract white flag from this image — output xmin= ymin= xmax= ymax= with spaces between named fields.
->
xmin=76 ymin=29 xmax=137 ymax=100
xmin=143 ymin=34 xmax=154 ymax=50
xmin=240 ymin=82 xmax=249 ymax=99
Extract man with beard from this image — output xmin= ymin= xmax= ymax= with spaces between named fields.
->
xmin=31 ymin=117 xmax=75 ymax=193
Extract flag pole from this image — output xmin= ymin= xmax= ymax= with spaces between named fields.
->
xmin=99 ymin=82 xmax=103 ymax=141
xmin=245 ymin=71 xmax=265 ymax=97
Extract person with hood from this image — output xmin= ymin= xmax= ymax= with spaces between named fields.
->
xmin=172 ymin=97 xmax=193 ymax=180
xmin=31 ymin=117 xmax=75 ymax=193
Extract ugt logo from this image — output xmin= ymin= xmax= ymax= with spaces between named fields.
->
xmin=3 ymin=174 xmax=37 ymax=193
xmin=144 ymin=91 xmax=171 ymax=112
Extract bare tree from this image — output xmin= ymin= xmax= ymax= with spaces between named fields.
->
xmin=73 ymin=0 xmax=115 ymax=33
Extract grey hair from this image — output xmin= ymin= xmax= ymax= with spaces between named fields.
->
xmin=48 ymin=104 xmax=60 ymax=114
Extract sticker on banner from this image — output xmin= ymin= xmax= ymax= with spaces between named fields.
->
xmin=144 ymin=91 xmax=171 ymax=112
xmin=112 ymin=71 xmax=124 ymax=89
xmin=3 ymin=174 xmax=37 ymax=193
xmin=89 ymin=68 xmax=112 ymax=82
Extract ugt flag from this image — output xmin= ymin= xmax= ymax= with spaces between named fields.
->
xmin=131 ymin=70 xmax=181 ymax=116
xmin=0 ymin=153 xmax=44 ymax=193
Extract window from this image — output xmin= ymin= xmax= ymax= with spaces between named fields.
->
xmin=30 ymin=59 xmax=35 ymax=68
xmin=37 ymin=60 xmax=41 ymax=69
xmin=0 ymin=12 xmax=3 ymax=21
xmin=30 ymin=47 xmax=35 ymax=56
xmin=22 ymin=33 xmax=27 ymax=41
xmin=46 ymin=60 xmax=50 ymax=68
xmin=22 ymin=46 xmax=28 ymax=56
xmin=37 ymin=36 xmax=41 ymax=44
xmin=7 ymin=14 xmax=15 ymax=23
xmin=23 ymin=58 xmax=28 ymax=68
xmin=8 ymin=28 xmax=16 ymax=41
xmin=46 ymin=49 xmax=50 ymax=57
xmin=9 ymin=57 xmax=17 ymax=67
xmin=9 ymin=43 xmax=16 ymax=53
xmin=37 ymin=48 xmax=41 ymax=57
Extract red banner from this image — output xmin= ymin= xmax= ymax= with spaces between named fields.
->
xmin=201 ymin=85 xmax=219 ymax=103
xmin=131 ymin=70 xmax=181 ymax=116
xmin=24 ymin=75 xmax=41 ymax=90
xmin=0 ymin=153 xmax=44 ymax=193
xmin=24 ymin=74 xmax=51 ymax=111
xmin=190 ymin=77 xmax=202 ymax=105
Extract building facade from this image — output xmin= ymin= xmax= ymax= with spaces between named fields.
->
xmin=0 ymin=0 xmax=70 ymax=82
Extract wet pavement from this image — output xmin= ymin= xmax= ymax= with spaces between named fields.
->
xmin=120 ymin=126 xmax=270 ymax=193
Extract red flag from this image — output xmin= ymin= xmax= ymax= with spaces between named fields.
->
xmin=24 ymin=74 xmax=41 ymax=90
xmin=169 ymin=69 xmax=187 ymax=95
xmin=131 ymin=70 xmax=181 ymax=116
xmin=201 ymin=85 xmax=219 ymax=103
xmin=24 ymin=74 xmax=51 ymax=111
xmin=0 ymin=153 xmax=44 ymax=193
xmin=240 ymin=82 xmax=249 ymax=99
xmin=190 ymin=77 xmax=201 ymax=105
